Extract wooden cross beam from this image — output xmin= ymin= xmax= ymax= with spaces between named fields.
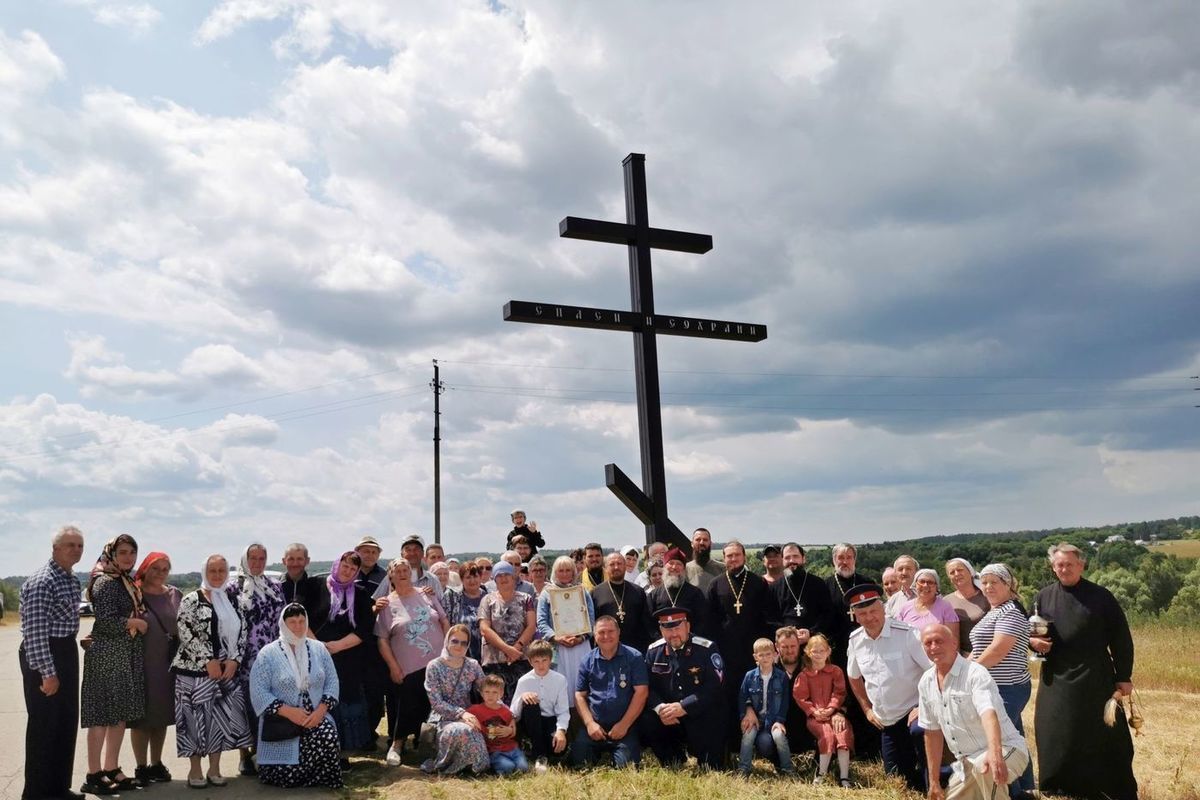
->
xmin=504 ymin=153 xmax=767 ymax=555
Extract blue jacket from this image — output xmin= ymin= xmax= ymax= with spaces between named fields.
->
xmin=249 ymin=639 xmax=339 ymax=765
xmin=738 ymin=665 xmax=789 ymax=728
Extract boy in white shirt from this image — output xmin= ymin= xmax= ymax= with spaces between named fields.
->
xmin=510 ymin=640 xmax=570 ymax=773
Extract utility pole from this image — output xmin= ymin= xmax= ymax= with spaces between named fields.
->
xmin=431 ymin=359 xmax=445 ymax=544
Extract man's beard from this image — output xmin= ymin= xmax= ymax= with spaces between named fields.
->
xmin=837 ymin=567 xmax=855 ymax=579
xmin=664 ymin=574 xmax=684 ymax=590
xmin=587 ymin=566 xmax=604 ymax=583
xmin=694 ymin=548 xmax=711 ymax=566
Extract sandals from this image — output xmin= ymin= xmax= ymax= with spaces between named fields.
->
xmin=207 ymin=773 xmax=228 ymax=787
xmin=80 ymin=772 xmax=118 ymax=796
xmin=187 ymin=776 xmax=208 ymax=789
xmin=106 ymin=769 xmax=139 ymax=792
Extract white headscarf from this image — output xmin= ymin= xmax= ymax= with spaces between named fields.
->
xmin=239 ymin=542 xmax=283 ymax=603
xmin=946 ymin=557 xmax=983 ymax=591
xmin=202 ymin=556 xmax=242 ymax=662
xmin=279 ymin=603 xmax=310 ymax=691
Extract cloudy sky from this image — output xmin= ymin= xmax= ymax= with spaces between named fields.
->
xmin=2 ymin=0 xmax=1197 ymax=574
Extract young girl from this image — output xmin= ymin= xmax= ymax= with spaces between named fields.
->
xmin=792 ymin=634 xmax=854 ymax=786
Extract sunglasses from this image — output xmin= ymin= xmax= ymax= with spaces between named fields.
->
xmin=448 ymin=638 xmax=468 ymax=647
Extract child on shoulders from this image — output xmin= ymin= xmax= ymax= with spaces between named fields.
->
xmin=736 ymin=638 xmax=796 ymax=776
xmin=792 ymin=634 xmax=854 ymax=786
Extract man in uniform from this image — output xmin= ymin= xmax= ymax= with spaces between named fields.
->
xmin=685 ymin=527 xmax=724 ymax=591
xmin=845 ymin=583 xmax=931 ymax=792
xmin=573 ymin=616 xmax=647 ymax=768
xmin=770 ymin=543 xmax=836 ymax=643
xmin=642 ymin=606 xmax=727 ymax=769
xmin=591 ymin=552 xmax=653 ymax=653
xmin=647 ymin=547 xmax=711 ymax=638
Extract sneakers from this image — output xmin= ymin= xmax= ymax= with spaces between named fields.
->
xmin=386 ymin=747 xmax=403 ymax=767
xmin=133 ymin=766 xmax=153 ymax=788
xmin=813 ymin=772 xmax=827 ymax=785
xmin=534 ymin=758 xmax=549 ymax=775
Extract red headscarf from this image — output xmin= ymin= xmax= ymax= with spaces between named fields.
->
xmin=135 ymin=551 xmax=171 ymax=584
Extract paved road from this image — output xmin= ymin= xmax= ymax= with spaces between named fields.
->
xmin=0 ymin=621 xmax=332 ymax=800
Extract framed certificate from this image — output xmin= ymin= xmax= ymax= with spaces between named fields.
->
xmin=547 ymin=586 xmax=591 ymax=637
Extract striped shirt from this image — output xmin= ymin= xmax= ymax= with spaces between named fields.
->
xmin=968 ymin=600 xmax=1030 ymax=686
xmin=19 ymin=559 xmax=81 ymax=678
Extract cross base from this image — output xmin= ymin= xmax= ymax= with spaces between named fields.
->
xmin=604 ymin=463 xmax=690 ymax=555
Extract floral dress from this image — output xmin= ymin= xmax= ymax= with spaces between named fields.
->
xmin=422 ymin=657 xmax=488 ymax=775
xmin=81 ymin=575 xmax=146 ymax=726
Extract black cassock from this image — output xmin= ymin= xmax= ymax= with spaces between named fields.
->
xmin=1035 ymin=578 xmax=1137 ymax=800
xmin=591 ymin=580 xmax=653 ymax=653
xmin=824 ymin=571 xmax=875 ymax=668
xmin=770 ymin=568 xmax=836 ymax=638
xmin=647 ymin=581 xmax=713 ymax=640
xmin=707 ymin=568 xmax=776 ymax=743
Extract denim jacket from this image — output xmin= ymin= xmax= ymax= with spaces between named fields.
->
xmin=738 ymin=665 xmax=789 ymax=728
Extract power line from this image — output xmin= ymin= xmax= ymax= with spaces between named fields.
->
xmin=445 ymin=381 xmax=1191 ymax=398
xmin=439 ymin=359 xmax=1198 ymax=383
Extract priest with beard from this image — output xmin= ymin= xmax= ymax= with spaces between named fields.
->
xmin=647 ymin=548 xmax=712 ymax=640
xmin=825 ymin=543 xmax=880 ymax=758
xmin=591 ymin=551 xmax=653 ymax=653
xmin=580 ymin=542 xmax=605 ymax=592
xmin=770 ymin=543 xmax=836 ymax=642
xmin=707 ymin=540 xmax=776 ymax=754
xmin=685 ymin=527 xmax=724 ymax=591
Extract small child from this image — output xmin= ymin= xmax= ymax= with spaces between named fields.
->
xmin=792 ymin=634 xmax=854 ymax=786
xmin=737 ymin=638 xmax=795 ymax=776
xmin=467 ymin=674 xmax=530 ymax=776
xmin=510 ymin=640 xmax=569 ymax=773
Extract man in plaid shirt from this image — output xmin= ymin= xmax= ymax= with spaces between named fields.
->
xmin=19 ymin=525 xmax=85 ymax=800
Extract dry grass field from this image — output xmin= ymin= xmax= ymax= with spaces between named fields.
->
xmin=343 ymin=623 xmax=1200 ymax=800
xmin=1148 ymin=540 xmax=1200 ymax=559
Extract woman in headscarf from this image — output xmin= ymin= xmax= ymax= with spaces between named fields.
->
xmin=129 ymin=551 xmax=181 ymax=786
xmin=970 ymin=563 xmax=1035 ymax=798
xmin=230 ymin=542 xmax=285 ymax=776
xmin=943 ymin=558 xmax=990 ymax=654
xmin=375 ymin=559 xmax=449 ymax=766
xmin=80 ymin=534 xmax=147 ymax=795
xmin=421 ymin=623 xmax=489 ymax=775
xmin=249 ymin=603 xmax=342 ymax=788
xmin=316 ymin=550 xmax=375 ymax=764
xmin=895 ymin=568 xmax=960 ymax=644
xmin=172 ymin=554 xmax=252 ymax=788
xmin=535 ymin=556 xmax=595 ymax=693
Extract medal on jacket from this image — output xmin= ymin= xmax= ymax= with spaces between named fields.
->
xmin=619 ymin=671 xmax=627 ymax=689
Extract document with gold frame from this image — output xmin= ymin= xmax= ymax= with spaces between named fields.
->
xmin=547 ymin=585 xmax=591 ymax=636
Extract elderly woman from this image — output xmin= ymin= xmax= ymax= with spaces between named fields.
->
xmin=943 ymin=558 xmax=990 ymax=655
xmin=443 ymin=562 xmax=486 ymax=661
xmin=130 ymin=551 xmax=180 ymax=786
xmin=421 ymin=624 xmax=489 ymax=775
xmin=1032 ymin=543 xmax=1137 ymax=800
xmin=231 ymin=543 xmax=285 ymax=776
xmin=896 ymin=568 xmax=959 ymax=644
xmin=249 ymin=603 xmax=342 ymax=788
xmin=376 ymin=559 xmax=449 ymax=766
xmin=971 ymin=564 xmax=1035 ymax=798
xmin=478 ymin=562 xmax=536 ymax=703
xmin=80 ymin=535 xmax=147 ymax=795
xmin=429 ymin=561 xmax=451 ymax=592
xmin=528 ymin=555 xmax=549 ymax=596
xmin=317 ymin=550 xmax=375 ymax=762
xmin=535 ymin=556 xmax=595 ymax=692
xmin=172 ymin=554 xmax=252 ymax=788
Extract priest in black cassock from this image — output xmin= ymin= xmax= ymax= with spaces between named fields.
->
xmin=824 ymin=542 xmax=879 ymax=757
xmin=647 ymin=548 xmax=712 ymax=639
xmin=1032 ymin=543 xmax=1137 ymax=800
xmin=707 ymin=540 xmax=776 ymax=753
xmin=591 ymin=551 xmax=654 ymax=653
xmin=770 ymin=543 xmax=836 ymax=641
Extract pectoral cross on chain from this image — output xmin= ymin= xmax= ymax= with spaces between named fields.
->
xmin=617 ymin=610 xmax=626 ymax=623
xmin=733 ymin=599 xmax=743 ymax=614
xmin=794 ymin=603 xmax=804 ymax=617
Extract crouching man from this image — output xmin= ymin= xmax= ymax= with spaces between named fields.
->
xmin=918 ymin=624 xmax=1030 ymax=800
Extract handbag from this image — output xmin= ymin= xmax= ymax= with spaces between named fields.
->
xmin=261 ymin=712 xmax=306 ymax=742
xmin=414 ymin=662 xmax=470 ymax=760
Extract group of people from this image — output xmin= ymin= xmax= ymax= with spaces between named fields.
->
xmin=18 ymin=514 xmax=1137 ymax=800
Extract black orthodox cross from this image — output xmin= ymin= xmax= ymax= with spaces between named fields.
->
xmin=504 ymin=153 xmax=767 ymax=555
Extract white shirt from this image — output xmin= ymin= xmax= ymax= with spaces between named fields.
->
xmin=510 ymin=668 xmax=570 ymax=731
xmin=918 ymin=656 xmax=1027 ymax=762
xmin=885 ymin=588 xmax=915 ymax=618
xmin=846 ymin=617 xmax=930 ymax=725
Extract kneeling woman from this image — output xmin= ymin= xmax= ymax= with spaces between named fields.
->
xmin=250 ymin=604 xmax=342 ymax=788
